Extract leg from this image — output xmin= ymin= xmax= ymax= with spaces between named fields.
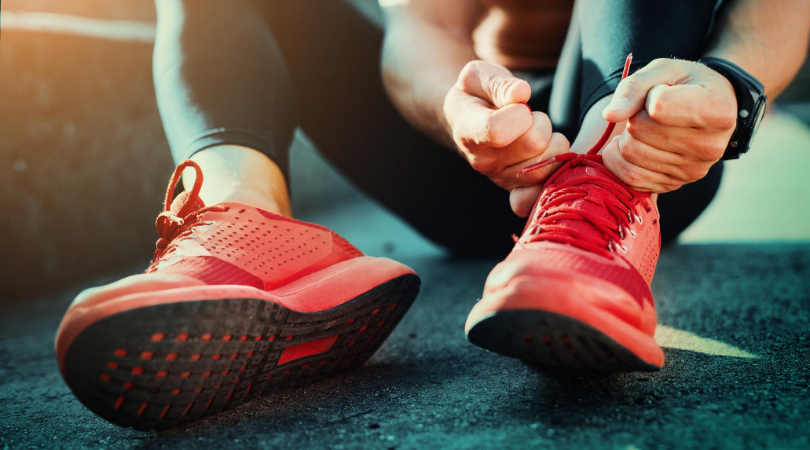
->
xmin=562 ymin=0 xmax=724 ymax=241
xmin=258 ymin=1 xmax=524 ymax=257
xmin=465 ymin=0 xmax=727 ymax=369
xmin=153 ymin=0 xmax=294 ymax=216
xmin=57 ymin=2 xmax=422 ymax=427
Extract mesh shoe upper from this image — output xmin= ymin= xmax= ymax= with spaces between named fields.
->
xmin=489 ymin=155 xmax=661 ymax=311
xmin=151 ymin=202 xmax=364 ymax=291
xmin=146 ymin=161 xmax=363 ymax=291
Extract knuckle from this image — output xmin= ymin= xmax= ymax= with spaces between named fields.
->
xmin=696 ymin=140 xmax=726 ymax=161
xmin=707 ymin=143 xmax=726 ymax=161
xmin=535 ymin=111 xmax=553 ymax=132
xmin=647 ymin=99 xmax=667 ymax=122
xmin=716 ymin=105 xmax=738 ymax=130
xmin=458 ymin=61 xmax=484 ymax=90
xmin=528 ymin=115 xmax=553 ymax=149
xmin=690 ymin=165 xmax=711 ymax=181
xmin=548 ymin=132 xmax=570 ymax=152
xmin=626 ymin=114 xmax=652 ymax=138
xmin=483 ymin=119 xmax=510 ymax=147
xmin=648 ymin=58 xmax=670 ymax=69
xmin=622 ymin=167 xmax=644 ymax=186
xmin=681 ymin=166 xmax=702 ymax=182
xmin=620 ymin=75 xmax=645 ymax=95
xmin=618 ymin=138 xmax=639 ymax=162
xmin=665 ymin=181 xmax=684 ymax=192
xmin=702 ymin=99 xmax=737 ymax=131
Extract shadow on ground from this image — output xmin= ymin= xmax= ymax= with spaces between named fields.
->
xmin=1 ymin=244 xmax=809 ymax=450
xmin=1 ymin=2 xmax=809 ymax=449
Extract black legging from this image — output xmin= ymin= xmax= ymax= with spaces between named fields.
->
xmin=153 ymin=0 xmax=724 ymax=257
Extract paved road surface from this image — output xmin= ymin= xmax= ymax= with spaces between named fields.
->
xmin=2 ymin=196 xmax=808 ymax=449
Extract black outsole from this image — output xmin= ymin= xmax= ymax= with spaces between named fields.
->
xmin=63 ymin=274 xmax=420 ymax=430
xmin=466 ymin=310 xmax=660 ymax=372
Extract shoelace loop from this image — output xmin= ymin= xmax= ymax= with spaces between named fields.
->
xmin=518 ymin=54 xmax=646 ymax=258
xmin=150 ymin=160 xmax=226 ymax=267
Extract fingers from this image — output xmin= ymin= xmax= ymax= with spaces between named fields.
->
xmin=457 ymin=60 xmax=532 ymax=108
xmin=602 ymin=58 xmax=686 ymax=123
xmin=510 ymin=185 xmax=545 ymax=218
xmin=615 ymin=131 xmax=711 ymax=184
xmin=645 ymin=84 xmax=737 ymax=130
xmin=448 ymin=60 xmax=535 ymax=148
xmin=454 ymin=109 xmax=554 ymax=180
xmin=503 ymin=132 xmax=569 ymax=185
xmin=626 ymin=110 xmax=728 ymax=162
xmin=589 ymin=58 xmax=738 ymax=193
xmin=507 ymin=133 xmax=571 ymax=216
xmin=446 ymin=90 xmax=534 ymax=148
xmin=602 ymin=136 xmax=682 ymax=193
xmin=603 ymin=58 xmax=737 ymax=131
xmin=502 ymin=112 xmax=554 ymax=165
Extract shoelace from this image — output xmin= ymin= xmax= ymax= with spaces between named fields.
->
xmin=150 ymin=160 xmax=226 ymax=267
xmin=517 ymin=54 xmax=649 ymax=259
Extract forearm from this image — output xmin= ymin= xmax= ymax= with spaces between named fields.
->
xmin=381 ymin=9 xmax=476 ymax=147
xmin=704 ymin=0 xmax=810 ymax=99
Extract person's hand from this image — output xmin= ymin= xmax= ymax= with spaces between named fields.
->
xmin=444 ymin=60 xmax=570 ymax=217
xmin=601 ymin=58 xmax=737 ymax=193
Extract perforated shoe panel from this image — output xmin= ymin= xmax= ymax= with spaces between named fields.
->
xmin=154 ymin=203 xmax=361 ymax=290
xmin=618 ymin=194 xmax=660 ymax=286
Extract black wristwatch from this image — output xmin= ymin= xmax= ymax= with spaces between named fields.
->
xmin=700 ymin=57 xmax=767 ymax=160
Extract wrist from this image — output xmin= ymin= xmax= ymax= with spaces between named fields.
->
xmin=699 ymin=56 xmax=767 ymax=160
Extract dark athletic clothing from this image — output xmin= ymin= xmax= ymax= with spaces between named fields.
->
xmin=153 ymin=0 xmax=724 ymax=257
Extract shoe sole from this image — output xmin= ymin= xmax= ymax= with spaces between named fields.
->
xmin=465 ymin=270 xmax=664 ymax=372
xmin=62 ymin=274 xmax=419 ymax=430
xmin=467 ymin=309 xmax=660 ymax=372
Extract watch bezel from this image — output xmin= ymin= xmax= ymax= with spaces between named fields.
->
xmin=746 ymin=93 xmax=767 ymax=154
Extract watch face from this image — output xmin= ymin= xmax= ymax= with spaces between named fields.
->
xmin=748 ymin=96 xmax=766 ymax=152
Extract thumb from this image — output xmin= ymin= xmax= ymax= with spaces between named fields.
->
xmin=602 ymin=58 xmax=683 ymax=122
xmin=486 ymin=73 xmax=531 ymax=108
xmin=510 ymin=185 xmax=545 ymax=218
xmin=458 ymin=61 xmax=531 ymax=108
xmin=601 ymin=75 xmax=651 ymax=123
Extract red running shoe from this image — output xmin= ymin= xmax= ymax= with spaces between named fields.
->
xmin=465 ymin=53 xmax=664 ymax=372
xmin=55 ymin=160 xmax=420 ymax=429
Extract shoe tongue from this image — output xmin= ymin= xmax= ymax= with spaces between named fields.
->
xmin=169 ymin=191 xmax=206 ymax=217
xmin=537 ymin=162 xmax=617 ymax=242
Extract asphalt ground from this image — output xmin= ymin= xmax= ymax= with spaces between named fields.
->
xmin=1 ymin=3 xmax=810 ymax=449
xmin=2 ymin=189 xmax=809 ymax=449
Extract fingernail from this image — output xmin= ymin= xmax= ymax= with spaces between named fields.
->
xmin=603 ymin=97 xmax=627 ymax=113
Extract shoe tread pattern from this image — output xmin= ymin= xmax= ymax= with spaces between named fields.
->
xmin=63 ymin=274 xmax=419 ymax=430
xmin=467 ymin=310 xmax=660 ymax=372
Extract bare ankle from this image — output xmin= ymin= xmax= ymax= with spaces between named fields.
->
xmin=182 ymin=145 xmax=293 ymax=218
xmin=206 ymin=186 xmax=289 ymax=217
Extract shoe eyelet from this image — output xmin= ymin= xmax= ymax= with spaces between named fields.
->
xmin=628 ymin=228 xmax=637 ymax=238
xmin=634 ymin=213 xmax=643 ymax=224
